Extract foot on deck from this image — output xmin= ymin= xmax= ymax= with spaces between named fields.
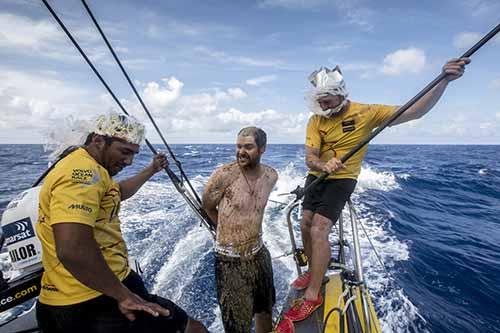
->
xmin=284 ymin=294 xmax=323 ymax=322
xmin=272 ymin=317 xmax=295 ymax=333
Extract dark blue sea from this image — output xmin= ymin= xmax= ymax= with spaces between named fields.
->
xmin=1 ymin=144 xmax=499 ymax=332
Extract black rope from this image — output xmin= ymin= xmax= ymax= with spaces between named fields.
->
xmin=40 ymin=0 xmax=215 ymax=235
xmin=79 ymin=0 xmax=202 ymax=205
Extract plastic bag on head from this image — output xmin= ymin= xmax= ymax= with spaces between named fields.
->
xmin=93 ymin=112 xmax=145 ymax=145
xmin=43 ymin=112 xmax=145 ymax=162
xmin=306 ymin=66 xmax=349 ymax=117
xmin=43 ymin=115 xmax=93 ymax=161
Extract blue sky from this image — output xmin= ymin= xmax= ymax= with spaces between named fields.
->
xmin=0 ymin=0 xmax=499 ymax=144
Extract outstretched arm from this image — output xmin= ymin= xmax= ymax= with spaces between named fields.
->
xmin=391 ymin=57 xmax=470 ymax=126
xmin=119 ymin=153 xmax=168 ymax=201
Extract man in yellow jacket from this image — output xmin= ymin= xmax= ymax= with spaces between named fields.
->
xmin=285 ymin=58 xmax=470 ymax=321
xmin=36 ymin=113 xmax=207 ymax=332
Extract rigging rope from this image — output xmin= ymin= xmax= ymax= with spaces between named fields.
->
xmin=40 ymin=0 xmax=215 ymax=235
xmin=79 ymin=0 xmax=202 ymax=205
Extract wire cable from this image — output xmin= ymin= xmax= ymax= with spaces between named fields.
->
xmin=40 ymin=0 xmax=215 ymax=235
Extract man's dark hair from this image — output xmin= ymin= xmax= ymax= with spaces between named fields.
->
xmin=84 ymin=133 xmax=114 ymax=146
xmin=238 ymin=126 xmax=267 ymax=148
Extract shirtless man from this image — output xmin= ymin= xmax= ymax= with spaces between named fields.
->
xmin=202 ymin=127 xmax=278 ymax=333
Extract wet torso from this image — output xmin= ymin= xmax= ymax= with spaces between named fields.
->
xmin=215 ymin=162 xmax=277 ymax=257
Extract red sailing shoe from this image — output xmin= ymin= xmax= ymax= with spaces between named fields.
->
xmin=272 ymin=317 xmax=295 ymax=333
xmin=284 ymin=294 xmax=323 ymax=322
xmin=290 ymin=271 xmax=311 ymax=290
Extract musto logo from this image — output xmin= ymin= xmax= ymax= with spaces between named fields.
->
xmin=68 ymin=203 xmax=93 ymax=214
xmin=3 ymin=217 xmax=38 ymax=263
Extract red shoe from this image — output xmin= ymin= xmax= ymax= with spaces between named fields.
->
xmin=290 ymin=271 xmax=311 ymax=290
xmin=272 ymin=317 xmax=295 ymax=333
xmin=284 ymin=294 xmax=324 ymax=322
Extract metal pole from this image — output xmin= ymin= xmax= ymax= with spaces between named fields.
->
xmin=348 ymin=200 xmax=371 ymax=332
xmin=286 ymin=201 xmax=302 ymax=275
xmin=338 ymin=211 xmax=345 ymax=265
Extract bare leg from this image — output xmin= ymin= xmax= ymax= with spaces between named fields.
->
xmin=185 ymin=318 xmax=208 ymax=333
xmin=304 ymin=213 xmax=333 ymax=301
xmin=255 ymin=312 xmax=272 ymax=333
xmin=301 ymin=209 xmax=314 ymax=268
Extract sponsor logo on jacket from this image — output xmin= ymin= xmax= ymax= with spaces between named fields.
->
xmin=71 ymin=168 xmax=100 ymax=185
xmin=67 ymin=203 xmax=93 ymax=214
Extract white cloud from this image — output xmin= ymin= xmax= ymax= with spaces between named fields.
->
xmin=226 ymin=88 xmax=247 ymax=99
xmin=115 ymin=46 xmax=130 ymax=54
xmin=479 ymin=122 xmax=493 ymax=130
xmin=136 ymin=80 xmax=306 ymax=139
xmin=246 ymin=75 xmax=277 ymax=86
xmin=0 ymin=13 xmax=118 ymax=64
xmin=0 ymin=70 xmax=271 ymax=143
xmin=453 ymin=32 xmax=481 ymax=49
xmin=176 ymin=87 xmax=246 ymax=114
xmin=0 ymin=13 xmax=63 ymax=50
xmin=195 ymin=46 xmax=284 ymax=68
xmin=381 ymin=48 xmax=426 ymax=76
xmin=170 ymin=106 xmax=306 ymax=136
xmin=142 ymin=77 xmax=184 ymax=112
xmin=138 ymin=80 xmax=248 ymax=122
xmin=0 ymin=69 xmax=98 ymax=134
xmin=440 ymin=115 xmax=467 ymax=136
xmin=435 ymin=113 xmax=500 ymax=138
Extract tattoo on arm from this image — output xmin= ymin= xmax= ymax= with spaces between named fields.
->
xmin=305 ymin=146 xmax=325 ymax=172
xmin=202 ymin=169 xmax=226 ymax=224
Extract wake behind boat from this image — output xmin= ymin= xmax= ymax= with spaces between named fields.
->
xmin=0 ymin=184 xmax=380 ymax=333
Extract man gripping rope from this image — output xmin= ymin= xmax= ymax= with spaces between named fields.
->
xmin=284 ymin=58 xmax=470 ymax=321
xmin=35 ymin=113 xmax=207 ymax=333
xmin=202 ymin=127 xmax=278 ymax=333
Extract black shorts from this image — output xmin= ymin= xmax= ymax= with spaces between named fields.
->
xmin=36 ymin=271 xmax=188 ymax=333
xmin=215 ymin=246 xmax=275 ymax=333
xmin=302 ymin=175 xmax=357 ymax=223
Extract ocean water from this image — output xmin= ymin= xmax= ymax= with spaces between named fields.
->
xmin=0 ymin=144 xmax=499 ymax=332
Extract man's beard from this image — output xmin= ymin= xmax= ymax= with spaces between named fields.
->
xmin=237 ymin=153 xmax=258 ymax=168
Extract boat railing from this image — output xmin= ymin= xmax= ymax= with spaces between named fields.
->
xmin=285 ymin=198 xmax=376 ymax=333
